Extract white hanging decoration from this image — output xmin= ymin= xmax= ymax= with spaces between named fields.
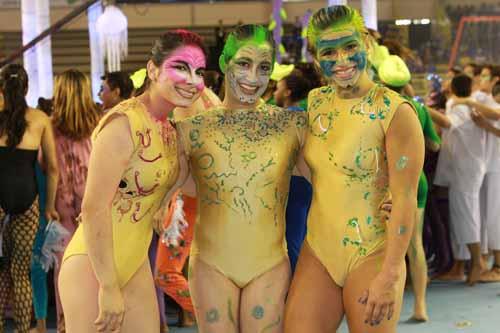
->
xmin=96 ymin=5 xmax=128 ymax=72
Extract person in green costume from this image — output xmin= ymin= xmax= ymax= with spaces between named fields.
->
xmin=378 ymin=54 xmax=441 ymax=322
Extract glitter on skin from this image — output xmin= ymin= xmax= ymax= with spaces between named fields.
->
xmin=206 ymin=308 xmax=220 ymax=323
xmin=252 ymin=305 xmax=265 ymax=320
xmin=398 ymin=225 xmax=407 ymax=235
xmin=396 ymin=156 xmax=409 ymax=170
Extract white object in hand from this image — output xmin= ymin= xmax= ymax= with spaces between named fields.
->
xmin=162 ymin=195 xmax=188 ymax=247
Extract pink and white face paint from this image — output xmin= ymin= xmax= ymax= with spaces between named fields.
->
xmin=156 ymin=45 xmax=206 ymax=108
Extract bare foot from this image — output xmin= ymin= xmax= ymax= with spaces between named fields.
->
xmin=36 ymin=319 xmax=47 ymax=333
xmin=411 ymin=304 xmax=429 ymax=322
xmin=480 ymin=268 xmax=500 ymax=283
xmin=181 ymin=310 xmax=196 ymax=327
xmin=160 ymin=323 xmax=169 ymax=333
xmin=480 ymin=257 xmax=490 ymax=273
xmin=407 ymin=315 xmax=429 ymax=323
xmin=467 ymin=265 xmax=481 ymax=286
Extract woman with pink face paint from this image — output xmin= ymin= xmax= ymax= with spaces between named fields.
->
xmin=58 ymin=30 xmax=207 ymax=333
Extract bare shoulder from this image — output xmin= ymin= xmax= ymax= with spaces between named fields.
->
xmin=395 ymin=102 xmax=417 ymax=116
xmin=97 ymin=112 xmax=131 ymax=139
xmin=26 ymin=107 xmax=49 ymax=122
xmin=388 ymin=102 xmax=422 ymax=138
xmin=26 ymin=108 xmax=50 ymax=131
xmin=92 ymin=113 xmax=134 ymax=157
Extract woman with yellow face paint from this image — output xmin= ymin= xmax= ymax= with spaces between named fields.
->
xmin=284 ymin=6 xmax=424 ymax=333
xmin=174 ymin=25 xmax=308 ymax=333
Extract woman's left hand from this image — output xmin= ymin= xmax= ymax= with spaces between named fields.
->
xmin=45 ymin=208 xmax=60 ymax=222
xmin=359 ymin=270 xmax=399 ymax=326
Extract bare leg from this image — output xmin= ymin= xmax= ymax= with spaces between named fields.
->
xmin=188 ymin=258 xmax=240 ymax=333
xmin=35 ymin=319 xmax=47 ymax=333
xmin=407 ymin=208 xmax=428 ymax=322
xmin=59 ymin=255 xmax=160 ymax=333
xmin=284 ymin=243 xmax=344 ymax=333
xmin=343 ymin=252 xmax=406 ymax=333
xmin=240 ymin=260 xmax=290 ymax=333
xmin=434 ymin=260 xmax=466 ymax=281
xmin=480 ymin=250 xmax=500 ymax=282
xmin=466 ymin=243 xmax=481 ymax=286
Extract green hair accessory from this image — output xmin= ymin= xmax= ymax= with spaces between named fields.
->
xmin=270 ymin=62 xmax=294 ymax=81
xmin=370 ymin=43 xmax=390 ymax=70
xmin=130 ymin=68 xmax=147 ymax=89
xmin=378 ymin=55 xmax=411 ymax=88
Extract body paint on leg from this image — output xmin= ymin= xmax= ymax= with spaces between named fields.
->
xmin=252 ymin=305 xmax=265 ymax=320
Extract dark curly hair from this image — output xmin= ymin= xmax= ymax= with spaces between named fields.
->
xmin=0 ymin=64 xmax=29 ymax=149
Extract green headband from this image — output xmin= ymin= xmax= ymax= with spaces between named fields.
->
xmin=219 ymin=25 xmax=275 ymax=73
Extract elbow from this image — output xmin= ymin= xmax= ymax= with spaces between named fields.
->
xmin=46 ymin=162 xmax=59 ymax=178
xmin=81 ymin=199 xmax=109 ymax=223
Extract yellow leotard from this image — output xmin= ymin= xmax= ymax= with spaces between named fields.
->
xmin=304 ymin=85 xmax=412 ymax=287
xmin=63 ymin=98 xmax=179 ymax=287
xmin=178 ymin=104 xmax=307 ymax=288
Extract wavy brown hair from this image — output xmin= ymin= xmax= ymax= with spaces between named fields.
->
xmin=52 ymin=69 xmax=100 ymax=140
xmin=0 ymin=64 xmax=29 ymax=149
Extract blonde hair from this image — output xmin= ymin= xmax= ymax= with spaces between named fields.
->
xmin=307 ymin=5 xmax=368 ymax=55
xmin=52 ymin=69 xmax=100 ymax=140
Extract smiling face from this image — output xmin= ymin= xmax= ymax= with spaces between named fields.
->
xmin=315 ymin=27 xmax=368 ymax=88
xmin=152 ymin=45 xmax=206 ymax=108
xmin=226 ymin=42 xmax=273 ymax=105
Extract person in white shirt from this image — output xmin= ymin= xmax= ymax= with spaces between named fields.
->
xmin=431 ymin=74 xmax=488 ymax=285
xmin=455 ymin=80 xmax=500 ymax=282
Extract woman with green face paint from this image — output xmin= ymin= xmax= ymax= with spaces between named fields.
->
xmin=175 ymin=25 xmax=308 ymax=333
xmin=284 ymin=6 xmax=425 ymax=333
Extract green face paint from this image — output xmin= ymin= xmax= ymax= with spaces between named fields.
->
xmin=316 ymin=28 xmax=367 ymax=88
xmin=219 ymin=25 xmax=274 ymax=73
xmin=226 ymin=43 xmax=273 ymax=104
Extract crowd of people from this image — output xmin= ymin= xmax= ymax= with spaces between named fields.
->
xmin=0 ymin=4 xmax=499 ymax=333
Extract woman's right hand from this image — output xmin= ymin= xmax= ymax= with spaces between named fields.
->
xmin=95 ymin=284 xmax=125 ymax=332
